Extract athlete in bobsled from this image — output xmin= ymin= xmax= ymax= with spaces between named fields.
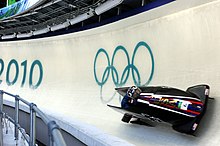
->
xmin=109 ymin=84 xmax=212 ymax=135
xmin=121 ymin=86 xmax=142 ymax=109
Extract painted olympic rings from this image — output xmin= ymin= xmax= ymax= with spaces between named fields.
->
xmin=94 ymin=41 xmax=155 ymax=87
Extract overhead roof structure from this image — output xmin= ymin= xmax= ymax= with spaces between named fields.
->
xmin=0 ymin=0 xmax=158 ymax=40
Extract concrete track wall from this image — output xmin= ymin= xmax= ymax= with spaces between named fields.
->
xmin=0 ymin=0 xmax=220 ymax=145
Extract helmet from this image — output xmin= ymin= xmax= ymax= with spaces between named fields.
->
xmin=127 ymin=86 xmax=141 ymax=98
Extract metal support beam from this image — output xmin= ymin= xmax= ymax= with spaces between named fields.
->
xmin=30 ymin=103 xmax=36 ymax=146
xmin=14 ymin=96 xmax=20 ymax=141
xmin=0 ymin=91 xmax=3 ymax=146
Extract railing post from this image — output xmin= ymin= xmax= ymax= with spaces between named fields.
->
xmin=48 ymin=121 xmax=55 ymax=146
xmin=0 ymin=91 xmax=67 ymax=146
xmin=48 ymin=121 xmax=65 ymax=146
xmin=30 ymin=103 xmax=36 ymax=146
xmin=0 ymin=90 xmax=3 ymax=146
xmin=14 ymin=95 xmax=19 ymax=141
xmin=0 ymin=90 xmax=3 ymax=118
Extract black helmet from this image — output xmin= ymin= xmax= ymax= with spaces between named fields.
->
xmin=127 ymin=86 xmax=141 ymax=98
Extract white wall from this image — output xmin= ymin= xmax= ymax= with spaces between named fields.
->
xmin=0 ymin=0 xmax=220 ymax=145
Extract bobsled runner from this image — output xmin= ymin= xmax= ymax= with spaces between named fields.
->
xmin=108 ymin=84 xmax=212 ymax=134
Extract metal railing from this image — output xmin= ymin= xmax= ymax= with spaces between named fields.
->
xmin=0 ymin=90 xmax=67 ymax=146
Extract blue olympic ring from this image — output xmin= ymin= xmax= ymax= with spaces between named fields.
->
xmin=94 ymin=41 xmax=154 ymax=87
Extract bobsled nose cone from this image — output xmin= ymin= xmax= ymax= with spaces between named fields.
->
xmin=115 ymin=87 xmax=130 ymax=96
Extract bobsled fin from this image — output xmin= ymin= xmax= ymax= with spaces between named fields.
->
xmin=187 ymin=84 xmax=210 ymax=122
xmin=186 ymin=84 xmax=210 ymax=104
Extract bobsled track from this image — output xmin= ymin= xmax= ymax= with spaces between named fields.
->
xmin=1 ymin=0 xmax=220 ymax=145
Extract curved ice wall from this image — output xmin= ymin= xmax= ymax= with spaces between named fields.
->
xmin=0 ymin=0 xmax=220 ymax=145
